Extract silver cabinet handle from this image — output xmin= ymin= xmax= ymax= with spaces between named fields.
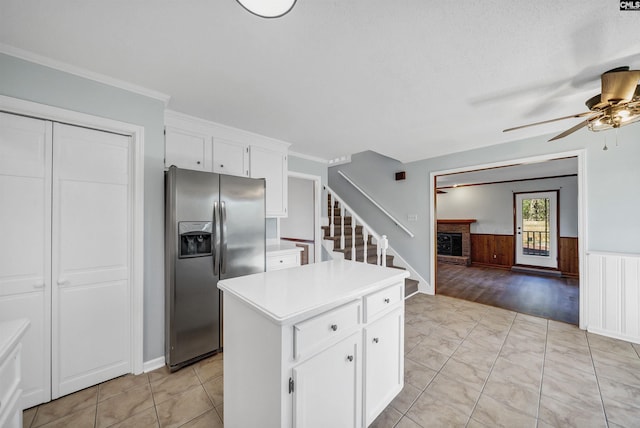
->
xmin=384 ymin=298 xmax=390 ymax=303
xmin=330 ymin=324 xmax=338 ymax=331
xmin=373 ymin=337 xmax=379 ymax=343
xmin=346 ymin=355 xmax=354 ymax=362
xmin=57 ymin=279 xmax=70 ymax=286
xmin=221 ymin=201 xmax=228 ymax=275
xmin=33 ymin=282 xmax=45 ymax=289
xmin=213 ymin=200 xmax=220 ymax=276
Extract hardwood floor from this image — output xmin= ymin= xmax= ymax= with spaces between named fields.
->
xmin=436 ymin=262 xmax=579 ymax=325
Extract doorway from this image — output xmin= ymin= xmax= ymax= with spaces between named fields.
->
xmin=430 ymin=152 xmax=585 ymax=326
xmin=515 ymin=191 xmax=558 ymax=269
xmin=280 ymin=172 xmax=322 ymax=264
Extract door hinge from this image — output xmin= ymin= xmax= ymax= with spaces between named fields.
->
xmin=288 ymin=377 xmax=294 ymax=394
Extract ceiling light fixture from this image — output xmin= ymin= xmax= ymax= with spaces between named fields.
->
xmin=235 ymin=0 xmax=297 ymax=18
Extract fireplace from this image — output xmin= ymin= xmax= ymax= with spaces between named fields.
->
xmin=437 ymin=232 xmax=462 ymax=256
xmin=437 ymin=219 xmax=476 ymax=266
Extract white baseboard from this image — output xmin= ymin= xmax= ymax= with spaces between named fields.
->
xmin=385 ymin=246 xmax=432 ymax=295
xmin=587 ymin=327 xmax=640 ymax=345
xmin=143 ymin=356 xmax=166 ymax=373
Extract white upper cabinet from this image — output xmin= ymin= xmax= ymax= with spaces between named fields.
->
xmin=165 ymin=111 xmax=289 ymax=217
xmin=165 ymin=127 xmax=210 ymax=171
xmin=212 ymin=138 xmax=249 ymax=177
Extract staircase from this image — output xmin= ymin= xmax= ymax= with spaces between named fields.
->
xmin=323 ymin=191 xmax=419 ymax=298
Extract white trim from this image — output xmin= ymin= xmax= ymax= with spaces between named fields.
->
xmin=288 ymin=151 xmax=329 ymax=164
xmin=0 ymin=94 xmax=145 ymax=375
xmin=0 ymin=44 xmax=171 ymax=106
xmin=287 ymin=171 xmax=323 ymax=263
xmin=587 ymin=250 xmax=640 ymax=258
xmin=143 ymin=356 xmax=166 ymax=373
xmin=429 ymin=149 xmax=587 ymax=329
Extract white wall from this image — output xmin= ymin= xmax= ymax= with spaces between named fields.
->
xmin=281 ymin=177 xmax=315 ymax=241
xmin=436 ymin=175 xmax=578 ymax=237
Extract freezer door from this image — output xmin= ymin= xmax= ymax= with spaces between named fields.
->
xmin=220 ymin=174 xmax=266 ymax=279
xmin=166 ymin=167 xmax=221 ymax=368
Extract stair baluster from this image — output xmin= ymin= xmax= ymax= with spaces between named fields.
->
xmin=362 ymin=228 xmax=368 ymax=263
xmin=340 ymin=206 xmax=346 ymax=250
xmin=330 ymin=193 xmax=335 ymax=238
xmin=380 ymin=235 xmax=388 ymax=267
xmin=351 ymin=216 xmax=356 ymax=261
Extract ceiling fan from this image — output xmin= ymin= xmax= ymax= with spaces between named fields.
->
xmin=503 ymin=67 xmax=640 ymax=141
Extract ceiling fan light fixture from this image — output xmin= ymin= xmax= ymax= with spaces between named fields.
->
xmin=235 ymin=0 xmax=297 ymax=18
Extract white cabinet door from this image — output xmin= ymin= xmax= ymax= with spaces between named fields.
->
xmin=250 ymin=146 xmax=287 ymax=217
xmin=292 ymin=332 xmax=362 ymax=428
xmin=51 ymin=123 xmax=131 ymax=398
xmin=0 ymin=112 xmax=52 ymax=409
xmin=165 ymin=127 xmax=211 ymax=171
xmin=364 ymin=308 xmax=404 ymax=425
xmin=213 ymin=138 xmax=248 ymax=177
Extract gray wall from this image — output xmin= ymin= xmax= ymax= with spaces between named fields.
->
xmin=437 ymin=176 xmax=578 ymax=237
xmin=0 ymin=53 xmax=166 ymax=361
xmin=329 ymin=126 xmax=640 ymax=284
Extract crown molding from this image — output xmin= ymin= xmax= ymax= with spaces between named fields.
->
xmin=0 ymin=43 xmax=171 ymax=106
xmin=288 ymin=151 xmax=329 ymax=164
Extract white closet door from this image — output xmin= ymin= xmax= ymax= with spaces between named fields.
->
xmin=0 ymin=112 xmax=52 ymax=408
xmin=51 ymin=123 xmax=132 ymax=398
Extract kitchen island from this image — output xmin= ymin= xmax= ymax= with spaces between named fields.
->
xmin=218 ymin=259 xmax=409 ymax=428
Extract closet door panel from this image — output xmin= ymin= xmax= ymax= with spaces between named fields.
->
xmin=52 ymin=123 xmax=131 ymax=398
xmin=0 ymin=112 xmax=52 ymax=408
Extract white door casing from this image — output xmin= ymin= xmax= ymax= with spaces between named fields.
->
xmin=0 ymin=112 xmax=52 ymax=408
xmin=0 ymin=95 xmax=145 ymax=408
xmin=515 ymin=191 xmax=558 ymax=269
xmin=51 ymin=123 xmax=132 ymax=398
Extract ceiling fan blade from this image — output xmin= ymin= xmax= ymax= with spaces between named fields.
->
xmin=601 ymin=69 xmax=640 ymax=104
xmin=503 ymin=111 xmax=594 ymax=132
xmin=548 ymin=113 xmax=603 ymax=141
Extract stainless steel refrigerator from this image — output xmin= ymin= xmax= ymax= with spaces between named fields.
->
xmin=165 ymin=166 xmax=265 ymax=370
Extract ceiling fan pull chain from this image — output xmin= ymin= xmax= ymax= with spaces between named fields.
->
xmin=603 ymin=135 xmax=608 ymax=151
xmin=615 ymin=128 xmax=619 ymax=147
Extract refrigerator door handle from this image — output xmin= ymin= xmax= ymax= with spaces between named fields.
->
xmin=221 ymin=200 xmax=228 ymax=275
xmin=213 ymin=200 xmax=220 ymax=276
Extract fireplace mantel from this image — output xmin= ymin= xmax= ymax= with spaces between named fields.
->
xmin=437 ymin=219 xmax=477 ymax=225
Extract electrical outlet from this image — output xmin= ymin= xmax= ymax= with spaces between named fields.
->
xmin=408 ymin=214 xmax=418 ymax=221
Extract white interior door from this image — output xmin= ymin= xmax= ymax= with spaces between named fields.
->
xmin=52 ymin=123 xmax=132 ymax=398
xmin=0 ymin=112 xmax=52 ymax=408
xmin=515 ymin=191 xmax=558 ymax=269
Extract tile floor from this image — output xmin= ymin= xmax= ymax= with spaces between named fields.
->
xmin=23 ymin=294 xmax=640 ymax=427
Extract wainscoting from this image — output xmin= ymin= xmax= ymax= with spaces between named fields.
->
xmin=587 ymin=252 xmax=640 ymax=344
xmin=470 ymin=234 xmax=514 ymax=268
xmin=469 ymin=234 xmax=579 ymax=277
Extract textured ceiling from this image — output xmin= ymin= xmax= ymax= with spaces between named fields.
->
xmin=1 ymin=1 xmax=639 ymax=162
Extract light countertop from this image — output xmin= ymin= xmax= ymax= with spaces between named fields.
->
xmin=0 ymin=318 xmax=30 ymax=362
xmin=266 ymin=240 xmax=304 ymax=255
xmin=218 ymin=259 xmax=408 ymax=325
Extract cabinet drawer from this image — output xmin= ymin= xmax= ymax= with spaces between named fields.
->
xmin=266 ymin=253 xmax=299 ymax=271
xmin=0 ymin=343 xmax=21 ymax=419
xmin=364 ymin=282 xmax=403 ymax=322
xmin=294 ymin=300 xmax=361 ymax=360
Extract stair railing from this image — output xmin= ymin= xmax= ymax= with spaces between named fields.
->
xmin=325 ymin=185 xmax=388 ymax=266
xmin=337 ymin=170 xmax=415 ymax=238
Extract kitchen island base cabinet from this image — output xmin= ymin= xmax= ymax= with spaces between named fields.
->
xmin=293 ymin=332 xmax=362 ymax=428
xmin=364 ymin=308 xmax=404 ymax=426
xmin=219 ymin=260 xmax=408 ymax=428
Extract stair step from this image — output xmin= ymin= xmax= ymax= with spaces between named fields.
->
xmin=325 ymin=235 xmax=373 ymax=246
xmin=322 ymin=225 xmax=364 ymax=237
xmin=404 ymin=278 xmax=419 ymax=297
